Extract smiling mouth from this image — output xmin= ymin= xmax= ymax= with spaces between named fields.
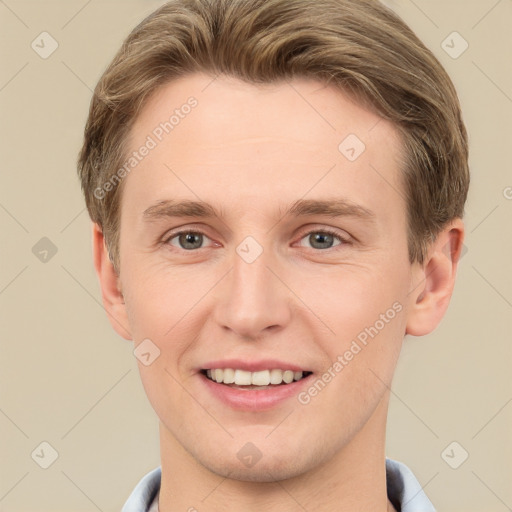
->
xmin=201 ymin=368 xmax=313 ymax=389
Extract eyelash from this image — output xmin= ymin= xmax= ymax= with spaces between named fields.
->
xmin=162 ymin=227 xmax=351 ymax=252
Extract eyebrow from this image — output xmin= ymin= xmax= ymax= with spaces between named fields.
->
xmin=142 ymin=198 xmax=375 ymax=223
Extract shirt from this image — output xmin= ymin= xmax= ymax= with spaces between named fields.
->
xmin=122 ymin=457 xmax=436 ymax=512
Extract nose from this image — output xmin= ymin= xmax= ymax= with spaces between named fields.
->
xmin=212 ymin=241 xmax=292 ymax=340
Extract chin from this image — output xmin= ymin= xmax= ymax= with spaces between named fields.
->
xmin=198 ymin=450 xmax=312 ymax=483
xmin=207 ymin=460 xmax=304 ymax=483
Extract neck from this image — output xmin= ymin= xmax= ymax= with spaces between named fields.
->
xmin=158 ymin=392 xmax=394 ymax=512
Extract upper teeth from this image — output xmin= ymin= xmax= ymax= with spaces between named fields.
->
xmin=206 ymin=368 xmax=304 ymax=386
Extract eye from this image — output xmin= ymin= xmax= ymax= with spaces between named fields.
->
xmin=165 ymin=230 xmax=212 ymax=251
xmin=297 ymin=228 xmax=349 ymax=250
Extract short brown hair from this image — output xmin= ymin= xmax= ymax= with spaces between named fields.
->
xmin=78 ymin=0 xmax=469 ymax=270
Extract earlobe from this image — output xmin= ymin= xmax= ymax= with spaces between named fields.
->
xmin=91 ymin=223 xmax=132 ymax=340
xmin=405 ymin=219 xmax=465 ymax=337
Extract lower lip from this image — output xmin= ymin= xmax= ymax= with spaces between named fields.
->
xmin=199 ymin=372 xmax=313 ymax=411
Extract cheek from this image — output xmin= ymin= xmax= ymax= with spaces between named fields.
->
xmin=121 ymin=265 xmax=215 ymax=388
xmin=122 ymin=263 xmax=201 ymax=338
xmin=296 ymin=265 xmax=406 ymax=337
xmin=292 ymin=265 xmax=407 ymax=402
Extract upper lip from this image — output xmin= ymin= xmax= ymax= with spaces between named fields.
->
xmin=199 ymin=359 xmax=311 ymax=373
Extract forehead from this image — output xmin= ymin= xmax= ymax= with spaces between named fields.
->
xmin=121 ymin=72 xmax=405 ymax=226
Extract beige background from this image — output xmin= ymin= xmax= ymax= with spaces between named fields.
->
xmin=0 ymin=0 xmax=511 ymax=510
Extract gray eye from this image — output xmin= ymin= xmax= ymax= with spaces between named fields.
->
xmin=171 ymin=232 xmax=205 ymax=250
xmin=308 ymin=232 xmax=334 ymax=249
xmin=299 ymin=231 xmax=342 ymax=250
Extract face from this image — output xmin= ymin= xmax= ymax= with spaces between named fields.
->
xmin=114 ymin=73 xmax=419 ymax=481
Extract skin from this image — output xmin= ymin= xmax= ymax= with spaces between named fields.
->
xmin=93 ymin=73 xmax=464 ymax=511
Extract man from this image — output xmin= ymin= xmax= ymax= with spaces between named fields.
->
xmin=77 ymin=0 xmax=469 ymax=510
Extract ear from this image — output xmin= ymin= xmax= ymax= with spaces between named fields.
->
xmin=92 ymin=222 xmax=132 ymax=340
xmin=405 ymin=218 xmax=465 ymax=337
